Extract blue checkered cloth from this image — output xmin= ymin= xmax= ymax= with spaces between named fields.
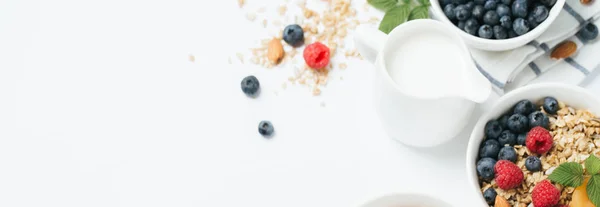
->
xmin=470 ymin=0 xmax=600 ymax=93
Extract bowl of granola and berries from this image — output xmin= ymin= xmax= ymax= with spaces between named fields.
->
xmin=467 ymin=83 xmax=600 ymax=207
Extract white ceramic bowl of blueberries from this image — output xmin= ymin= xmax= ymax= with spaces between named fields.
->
xmin=466 ymin=83 xmax=600 ymax=206
xmin=430 ymin=0 xmax=566 ymax=51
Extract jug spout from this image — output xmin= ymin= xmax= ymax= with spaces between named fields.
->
xmin=463 ymin=64 xmax=492 ymax=103
xmin=354 ymin=25 xmax=387 ymax=64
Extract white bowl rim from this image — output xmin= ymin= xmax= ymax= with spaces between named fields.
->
xmin=430 ymin=0 xmax=566 ymax=48
xmin=465 ymin=83 xmax=600 ymax=206
xmin=359 ymin=192 xmax=453 ymax=207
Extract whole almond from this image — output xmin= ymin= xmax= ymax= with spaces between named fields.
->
xmin=495 ymin=196 xmax=510 ymax=207
xmin=551 ymin=41 xmax=577 ymax=60
xmin=581 ymin=0 xmax=593 ymax=5
xmin=267 ymin=38 xmax=284 ymax=64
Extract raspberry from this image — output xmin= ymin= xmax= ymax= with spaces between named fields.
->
xmin=526 ymin=126 xmax=553 ymax=154
xmin=303 ymin=42 xmax=330 ymax=69
xmin=494 ymin=160 xmax=523 ymax=190
xmin=532 ymin=180 xmax=560 ymax=207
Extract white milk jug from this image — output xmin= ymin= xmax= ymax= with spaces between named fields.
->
xmin=354 ymin=19 xmax=492 ymax=147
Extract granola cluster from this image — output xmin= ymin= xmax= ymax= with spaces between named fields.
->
xmin=480 ymin=101 xmax=600 ymax=207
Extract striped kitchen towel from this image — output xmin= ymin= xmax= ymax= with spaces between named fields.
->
xmin=471 ymin=0 xmax=600 ymax=94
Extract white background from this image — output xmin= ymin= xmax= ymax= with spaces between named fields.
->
xmin=2 ymin=0 xmax=600 ymax=206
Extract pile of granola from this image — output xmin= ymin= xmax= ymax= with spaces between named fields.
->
xmin=480 ymin=101 xmax=600 ymax=207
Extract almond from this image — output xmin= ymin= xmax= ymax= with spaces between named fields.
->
xmin=495 ymin=196 xmax=511 ymax=207
xmin=581 ymin=0 xmax=593 ymax=5
xmin=551 ymin=41 xmax=577 ymax=60
xmin=267 ymin=38 xmax=284 ymax=64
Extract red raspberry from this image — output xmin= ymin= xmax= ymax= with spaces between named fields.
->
xmin=494 ymin=160 xmax=523 ymax=190
xmin=526 ymin=126 xmax=553 ymax=154
xmin=532 ymin=180 xmax=560 ymax=207
xmin=303 ymin=42 xmax=330 ymax=69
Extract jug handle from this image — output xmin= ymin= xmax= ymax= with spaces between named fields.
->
xmin=353 ymin=25 xmax=387 ymax=64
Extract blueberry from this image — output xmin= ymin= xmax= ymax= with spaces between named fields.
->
xmin=577 ymin=23 xmax=599 ymax=41
xmin=477 ymin=157 xmax=497 ymax=181
xmin=508 ymin=29 xmax=518 ymax=38
xmin=498 ymin=115 xmax=510 ymax=129
xmin=498 ymin=130 xmax=516 ymax=146
xmin=453 ymin=0 xmax=468 ymax=4
xmin=517 ymin=133 xmax=527 ymax=145
xmin=472 ymin=5 xmax=485 ymax=20
xmin=484 ymin=0 xmax=498 ymax=10
xmin=543 ymin=97 xmax=559 ymax=114
xmin=483 ymin=11 xmax=500 ymax=26
xmin=483 ymin=188 xmax=497 ymax=205
xmin=529 ymin=111 xmax=549 ymax=129
xmin=444 ymin=4 xmax=457 ymax=20
xmin=507 ymin=114 xmax=529 ymax=133
xmin=528 ymin=14 xmax=540 ymax=29
xmin=512 ymin=0 xmax=528 ymax=18
xmin=493 ymin=25 xmax=508 ymax=39
xmin=458 ymin=20 xmax=466 ymax=30
xmin=465 ymin=2 xmax=475 ymax=10
xmin=455 ymin=5 xmax=471 ymax=21
xmin=540 ymin=0 xmax=556 ymax=7
xmin=496 ymin=4 xmax=511 ymax=17
xmin=525 ymin=156 xmax=542 ymax=172
xmin=241 ymin=75 xmax=260 ymax=97
xmin=283 ymin=24 xmax=304 ymax=47
xmin=513 ymin=99 xmax=536 ymax=115
xmin=531 ymin=6 xmax=549 ymax=23
xmin=464 ymin=18 xmax=480 ymax=34
xmin=475 ymin=0 xmax=486 ymax=5
xmin=498 ymin=146 xmax=517 ymax=163
xmin=440 ymin=0 xmax=454 ymax=6
xmin=480 ymin=139 xmax=501 ymax=159
xmin=501 ymin=0 xmax=512 ymax=5
xmin=258 ymin=120 xmax=274 ymax=137
xmin=485 ymin=120 xmax=503 ymax=139
xmin=500 ymin=15 xmax=512 ymax=29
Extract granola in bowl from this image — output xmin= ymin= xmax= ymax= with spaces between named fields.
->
xmin=466 ymin=84 xmax=600 ymax=207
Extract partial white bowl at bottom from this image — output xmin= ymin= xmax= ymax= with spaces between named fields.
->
xmin=360 ymin=193 xmax=453 ymax=207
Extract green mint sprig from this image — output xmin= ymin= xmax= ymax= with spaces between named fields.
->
xmin=367 ymin=0 xmax=431 ymax=34
xmin=548 ymin=154 xmax=600 ymax=206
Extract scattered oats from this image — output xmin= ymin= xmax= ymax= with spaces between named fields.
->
xmin=236 ymin=53 xmax=245 ymax=63
xmin=281 ymin=82 xmax=287 ymax=89
xmin=257 ymin=7 xmax=266 ymax=13
xmin=312 ymin=88 xmax=321 ymax=96
xmin=262 ymin=19 xmax=268 ymax=28
xmin=339 ymin=63 xmax=347 ymax=69
xmin=246 ymin=13 xmax=257 ymax=21
xmin=238 ymin=0 xmax=245 ymax=8
xmin=188 ymin=54 xmax=195 ymax=62
xmin=279 ymin=5 xmax=287 ymax=16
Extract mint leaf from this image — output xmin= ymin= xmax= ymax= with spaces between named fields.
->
xmin=379 ymin=4 xmax=411 ymax=34
xmin=368 ymin=0 xmax=399 ymax=11
xmin=417 ymin=0 xmax=431 ymax=6
xmin=402 ymin=0 xmax=411 ymax=5
xmin=548 ymin=162 xmax=584 ymax=187
xmin=586 ymin=154 xmax=600 ymax=174
xmin=587 ymin=174 xmax=600 ymax=207
xmin=408 ymin=6 xmax=429 ymax=20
